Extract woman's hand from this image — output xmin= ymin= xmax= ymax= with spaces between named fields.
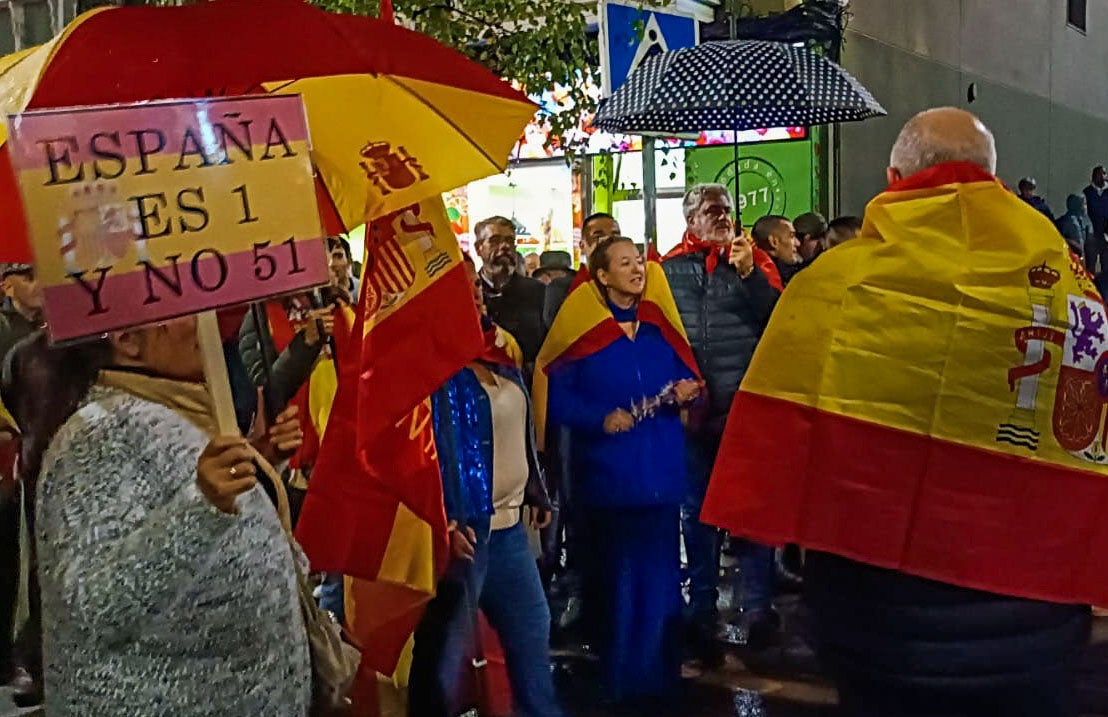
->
xmin=603 ymin=408 xmax=635 ymax=435
xmin=448 ymin=521 xmax=478 ymax=562
xmin=197 ymin=436 xmax=257 ymax=514
xmin=528 ymin=507 xmax=553 ymax=530
xmin=674 ymin=379 xmax=703 ymax=405
xmin=266 ymin=405 xmax=304 ymax=463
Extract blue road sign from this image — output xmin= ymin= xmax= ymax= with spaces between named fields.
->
xmin=601 ymin=1 xmax=699 ymax=96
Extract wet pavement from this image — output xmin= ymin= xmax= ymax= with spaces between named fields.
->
xmin=4 ymin=612 xmax=1106 ymax=716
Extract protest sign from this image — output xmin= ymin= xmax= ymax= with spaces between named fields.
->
xmin=6 ymin=95 xmax=328 ymax=343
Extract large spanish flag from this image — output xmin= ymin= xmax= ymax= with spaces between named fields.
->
xmin=703 ymin=162 xmax=1108 ymax=606
xmin=533 ymin=259 xmax=699 ymax=447
xmin=296 ymin=196 xmax=483 ymax=675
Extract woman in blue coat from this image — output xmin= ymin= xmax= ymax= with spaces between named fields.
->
xmin=547 ymin=236 xmax=701 ymax=703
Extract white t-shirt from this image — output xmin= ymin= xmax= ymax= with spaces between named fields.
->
xmin=482 ymin=376 xmax=529 ymax=530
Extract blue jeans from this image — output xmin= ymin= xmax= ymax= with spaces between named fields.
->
xmin=683 ymin=435 xmax=775 ymax=617
xmin=683 ymin=435 xmax=722 ymax=619
xmin=318 ymin=573 xmax=344 ymax=623
xmin=409 ymin=519 xmax=562 ymax=717
xmin=733 ymin=540 xmax=774 ymax=613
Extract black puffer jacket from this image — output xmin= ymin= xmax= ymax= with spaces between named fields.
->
xmin=662 ymin=253 xmax=780 ymax=439
xmin=805 ymin=552 xmax=1092 ymax=696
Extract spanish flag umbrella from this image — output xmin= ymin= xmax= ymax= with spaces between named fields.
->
xmin=0 ymin=0 xmax=536 ymax=260
xmin=0 ymin=0 xmax=535 ymax=708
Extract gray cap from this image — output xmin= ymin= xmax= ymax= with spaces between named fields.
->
xmin=532 ymin=251 xmax=573 ymax=278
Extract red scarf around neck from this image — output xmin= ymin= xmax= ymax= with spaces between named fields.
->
xmin=663 ymin=230 xmax=783 ymax=290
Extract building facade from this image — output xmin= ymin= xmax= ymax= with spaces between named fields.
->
xmin=838 ymin=0 xmax=1108 ymax=216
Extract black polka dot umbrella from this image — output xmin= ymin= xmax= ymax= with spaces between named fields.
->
xmin=594 ymin=40 xmax=886 ymax=135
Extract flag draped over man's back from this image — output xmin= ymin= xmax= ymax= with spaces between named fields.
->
xmin=532 ymin=259 xmax=699 ymax=447
xmin=296 ymin=196 xmax=484 ymax=675
xmin=704 ymin=162 xmax=1108 ymax=606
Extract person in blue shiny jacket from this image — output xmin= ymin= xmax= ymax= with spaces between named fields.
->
xmin=408 ymin=257 xmax=560 ymax=717
xmin=547 ymin=236 xmax=702 ymax=704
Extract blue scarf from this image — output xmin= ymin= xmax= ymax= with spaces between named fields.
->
xmin=607 ymin=298 xmax=638 ymax=323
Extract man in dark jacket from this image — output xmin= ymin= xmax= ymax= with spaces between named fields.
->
xmin=475 ymin=216 xmax=547 ymax=367
xmin=1017 ymin=177 xmax=1054 ymax=221
xmin=1084 ymin=165 xmax=1108 ymax=272
xmin=751 ymin=214 xmax=803 ymax=286
xmin=800 ymin=108 xmax=1092 ymax=717
xmin=663 ymin=185 xmax=781 ymax=662
xmin=0 ymin=263 xmax=44 ymax=708
xmin=539 ymin=213 xmax=620 ymax=644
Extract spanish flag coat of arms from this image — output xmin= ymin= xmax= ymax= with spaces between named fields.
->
xmin=704 ymin=162 xmax=1108 ymax=606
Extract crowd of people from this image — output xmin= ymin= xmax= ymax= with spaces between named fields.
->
xmin=0 ymin=105 xmax=1102 ymax=717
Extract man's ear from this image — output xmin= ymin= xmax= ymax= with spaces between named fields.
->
xmin=887 ymin=167 xmax=903 ymax=186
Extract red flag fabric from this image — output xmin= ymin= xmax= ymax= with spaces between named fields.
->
xmin=379 ymin=0 xmax=395 ymax=24
xmin=295 ymin=197 xmax=482 ymax=674
xmin=663 ymin=230 xmax=783 ymax=290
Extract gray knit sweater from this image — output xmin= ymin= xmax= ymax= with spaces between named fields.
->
xmin=36 ymin=385 xmax=312 ymax=716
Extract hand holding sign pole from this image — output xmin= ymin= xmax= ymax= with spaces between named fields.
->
xmin=7 ymin=96 xmax=329 ymax=435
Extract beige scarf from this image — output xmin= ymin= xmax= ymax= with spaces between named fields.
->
xmin=98 ymin=369 xmax=293 ymax=532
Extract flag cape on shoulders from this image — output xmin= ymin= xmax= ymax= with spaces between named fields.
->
xmin=532 ymin=259 xmax=699 ymax=447
xmin=703 ymin=161 xmax=1108 ymax=606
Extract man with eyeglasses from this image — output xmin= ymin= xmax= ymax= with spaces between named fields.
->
xmin=662 ymin=184 xmax=782 ymax=666
xmin=474 ymin=216 xmax=547 ymax=371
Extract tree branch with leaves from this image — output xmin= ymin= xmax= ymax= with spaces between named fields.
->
xmin=310 ymin=0 xmax=598 ymax=155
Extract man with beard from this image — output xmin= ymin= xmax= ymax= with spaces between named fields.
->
xmin=474 ymin=217 xmax=547 ymax=369
xmin=662 ymin=185 xmax=781 ymax=665
xmin=751 ymin=215 xmax=804 ymax=286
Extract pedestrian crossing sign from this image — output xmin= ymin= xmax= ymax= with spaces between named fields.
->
xmin=600 ymin=1 xmax=700 ymax=96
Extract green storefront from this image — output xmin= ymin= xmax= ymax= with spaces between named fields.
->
xmin=587 ymin=128 xmax=824 ymax=254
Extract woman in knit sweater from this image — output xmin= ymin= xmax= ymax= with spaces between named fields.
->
xmin=19 ymin=318 xmax=311 ymax=716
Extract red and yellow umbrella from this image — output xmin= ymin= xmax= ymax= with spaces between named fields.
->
xmin=0 ymin=0 xmax=535 ymax=705
xmin=0 ymin=0 xmax=535 ymax=260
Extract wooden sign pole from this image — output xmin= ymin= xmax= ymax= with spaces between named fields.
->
xmin=196 ymin=310 xmax=240 ymax=436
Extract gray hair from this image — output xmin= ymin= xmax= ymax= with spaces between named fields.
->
xmin=682 ymin=184 xmax=733 ymax=219
xmin=889 ymin=107 xmax=997 ymax=178
xmin=473 ymin=215 xmax=515 ymax=244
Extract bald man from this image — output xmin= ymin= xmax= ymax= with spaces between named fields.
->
xmin=792 ymin=109 xmax=1090 ymax=717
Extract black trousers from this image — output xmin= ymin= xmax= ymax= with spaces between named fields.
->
xmin=0 ymin=479 xmax=39 ymax=684
xmin=834 ymin=674 xmax=1080 ymax=717
xmin=0 ymin=480 xmax=19 ymax=675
